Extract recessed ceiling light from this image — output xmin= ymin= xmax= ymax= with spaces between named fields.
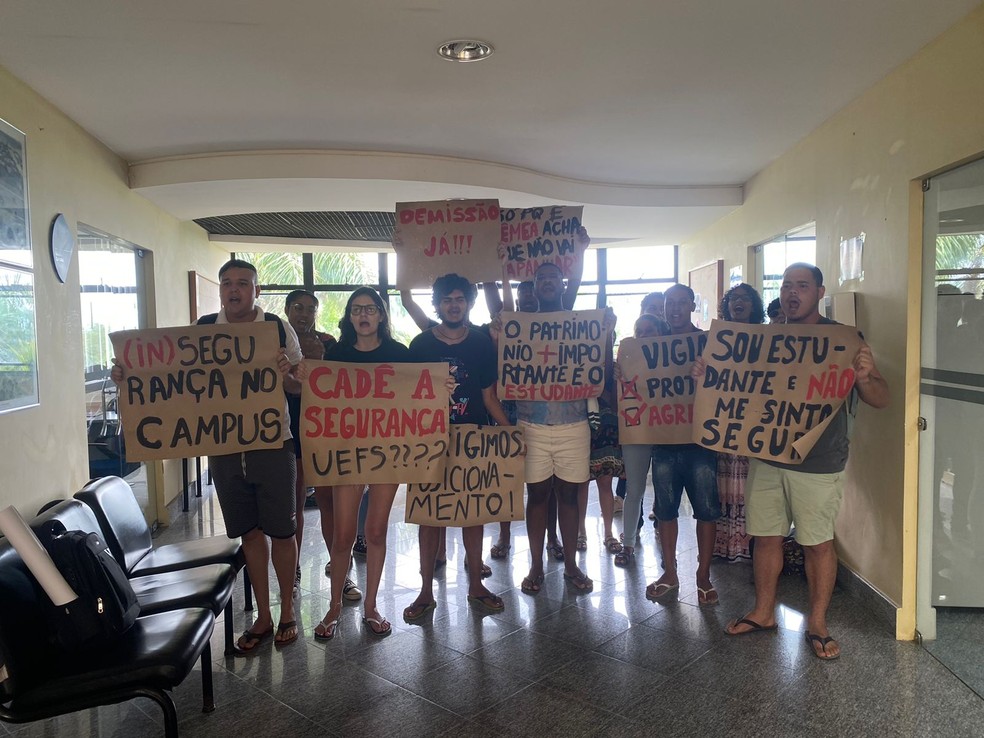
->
xmin=437 ymin=39 xmax=494 ymax=63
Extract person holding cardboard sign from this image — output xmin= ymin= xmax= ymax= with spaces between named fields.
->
xmin=403 ymin=274 xmax=513 ymax=620
xmin=111 ymin=259 xmax=305 ymax=652
xmin=719 ymin=264 xmax=888 ymax=660
xmin=508 ymin=243 xmax=598 ymax=595
xmin=632 ymin=283 xmax=722 ymax=606
xmin=314 ymin=287 xmax=411 ymax=640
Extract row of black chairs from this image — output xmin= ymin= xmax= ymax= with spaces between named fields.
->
xmin=0 ymin=476 xmax=247 ymax=737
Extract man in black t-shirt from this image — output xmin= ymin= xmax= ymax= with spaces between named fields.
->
xmin=404 ymin=274 xmax=513 ymax=619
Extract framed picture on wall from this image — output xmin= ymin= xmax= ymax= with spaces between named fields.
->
xmin=688 ymin=259 xmax=723 ymax=330
xmin=0 ymin=117 xmax=39 ymax=413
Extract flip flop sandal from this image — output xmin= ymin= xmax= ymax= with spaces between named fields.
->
xmin=402 ymin=600 xmax=437 ymax=622
xmin=274 ymin=620 xmax=298 ymax=647
xmin=521 ymin=574 xmax=544 ymax=595
xmin=576 ymin=535 xmax=588 ymax=552
xmin=314 ymin=617 xmax=339 ymax=641
xmin=464 ymin=560 xmax=493 ymax=578
xmin=725 ymin=617 xmax=778 ymax=635
xmin=697 ymin=586 xmax=720 ymax=606
xmin=467 ymin=593 xmax=505 ymax=613
xmin=546 ymin=542 xmax=565 ymax=561
xmin=805 ymin=631 xmax=840 ymax=660
xmin=490 ymin=543 xmax=511 ymax=559
xmin=614 ymin=547 xmax=634 ymax=567
xmin=604 ymin=537 xmax=623 ymax=554
xmin=362 ymin=614 xmax=392 ymax=637
xmin=234 ymin=626 xmax=274 ymax=654
xmin=645 ymin=581 xmax=679 ymax=601
xmin=563 ymin=571 xmax=594 ymax=592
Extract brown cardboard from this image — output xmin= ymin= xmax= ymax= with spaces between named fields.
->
xmin=110 ymin=322 xmax=283 ymax=461
xmin=406 ymin=424 xmax=526 ymax=527
xmin=300 ymin=360 xmax=450 ymax=485
xmin=692 ymin=320 xmax=863 ymax=463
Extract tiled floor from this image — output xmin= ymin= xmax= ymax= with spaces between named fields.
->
xmin=7 ymin=482 xmax=984 ymax=737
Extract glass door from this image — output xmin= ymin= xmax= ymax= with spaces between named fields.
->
xmin=918 ymin=156 xmax=984 ymax=693
xmin=78 ymin=225 xmax=157 ymax=524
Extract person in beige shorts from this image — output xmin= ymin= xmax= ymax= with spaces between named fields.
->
xmin=723 ymin=263 xmax=889 ymax=661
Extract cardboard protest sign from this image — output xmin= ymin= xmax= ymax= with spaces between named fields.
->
xmin=111 ymin=322 xmax=283 ymax=461
xmin=499 ymin=205 xmax=584 ymax=280
xmin=406 ymin=425 xmax=526 ymax=527
xmin=394 ymin=199 xmax=502 ymax=287
xmin=498 ymin=309 xmax=611 ymax=401
xmin=617 ymin=332 xmax=707 ymax=445
xmin=300 ymin=361 xmax=449 ymax=485
xmin=693 ymin=320 xmax=863 ymax=464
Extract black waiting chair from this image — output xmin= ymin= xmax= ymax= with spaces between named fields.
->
xmin=32 ymin=499 xmax=238 ymax=654
xmin=0 ymin=538 xmax=216 ymax=737
xmin=75 ymin=476 xmax=252 ymax=611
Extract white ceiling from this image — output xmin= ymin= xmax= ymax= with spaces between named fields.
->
xmin=1 ymin=0 xmax=980 ymax=247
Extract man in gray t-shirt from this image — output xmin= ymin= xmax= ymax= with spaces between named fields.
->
xmin=724 ymin=263 xmax=889 ymax=661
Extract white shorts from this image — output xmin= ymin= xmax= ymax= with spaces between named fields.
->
xmin=519 ymin=420 xmax=590 ymax=485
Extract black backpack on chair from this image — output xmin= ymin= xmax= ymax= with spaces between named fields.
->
xmin=37 ymin=520 xmax=140 ymax=650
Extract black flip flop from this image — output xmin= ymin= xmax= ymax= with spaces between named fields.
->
xmin=805 ymin=631 xmax=840 ymax=660
xmin=725 ymin=617 xmax=778 ymax=635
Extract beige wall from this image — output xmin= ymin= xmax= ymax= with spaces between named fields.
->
xmin=0 ymin=65 xmax=227 ymax=518
xmin=680 ymin=6 xmax=984 ymax=614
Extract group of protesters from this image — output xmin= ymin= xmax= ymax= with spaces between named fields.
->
xmin=113 ymin=228 xmax=888 ymax=662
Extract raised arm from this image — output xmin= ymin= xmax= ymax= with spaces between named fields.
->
xmin=399 ymin=288 xmax=434 ymax=332
xmin=853 ymin=342 xmax=890 ymax=409
xmin=562 ymin=226 xmax=590 ymax=310
xmin=483 ymin=282 xmax=504 ymax=317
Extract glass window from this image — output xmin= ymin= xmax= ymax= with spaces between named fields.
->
xmin=238 ymin=252 xmax=303 ymax=285
xmin=314 ymin=251 xmax=376 ymax=285
xmin=756 ymin=224 xmax=816 ymax=305
xmin=606 ymin=245 xmax=676 ymax=281
xmin=0 ymin=118 xmax=38 ymax=412
xmin=0 ymin=267 xmax=38 ymax=412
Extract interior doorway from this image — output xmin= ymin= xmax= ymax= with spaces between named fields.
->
xmin=917 ymin=155 xmax=984 ymax=695
xmin=78 ymin=225 xmax=158 ymax=525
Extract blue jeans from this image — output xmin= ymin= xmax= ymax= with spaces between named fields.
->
xmin=621 ymin=444 xmax=657 ymax=548
xmin=651 ymin=444 xmax=721 ymax=523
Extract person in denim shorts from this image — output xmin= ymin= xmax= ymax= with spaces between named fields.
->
xmin=643 ymin=284 xmax=722 ymax=606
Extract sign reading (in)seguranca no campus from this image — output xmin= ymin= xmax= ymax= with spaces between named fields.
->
xmin=110 ymin=322 xmax=284 ymax=461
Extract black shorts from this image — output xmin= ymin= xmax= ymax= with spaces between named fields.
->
xmin=209 ymin=441 xmax=297 ymax=539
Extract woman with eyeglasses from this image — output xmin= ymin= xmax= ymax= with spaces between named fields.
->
xmin=314 ymin=287 xmax=411 ymax=640
xmin=713 ymin=283 xmax=766 ymax=561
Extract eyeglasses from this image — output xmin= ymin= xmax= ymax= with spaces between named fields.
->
xmin=730 ymin=294 xmax=753 ymax=302
xmin=350 ymin=304 xmax=379 ymax=316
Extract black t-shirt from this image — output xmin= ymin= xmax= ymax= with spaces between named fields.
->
xmin=409 ymin=328 xmax=496 ymax=425
xmin=325 ymin=338 xmax=411 ymax=363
